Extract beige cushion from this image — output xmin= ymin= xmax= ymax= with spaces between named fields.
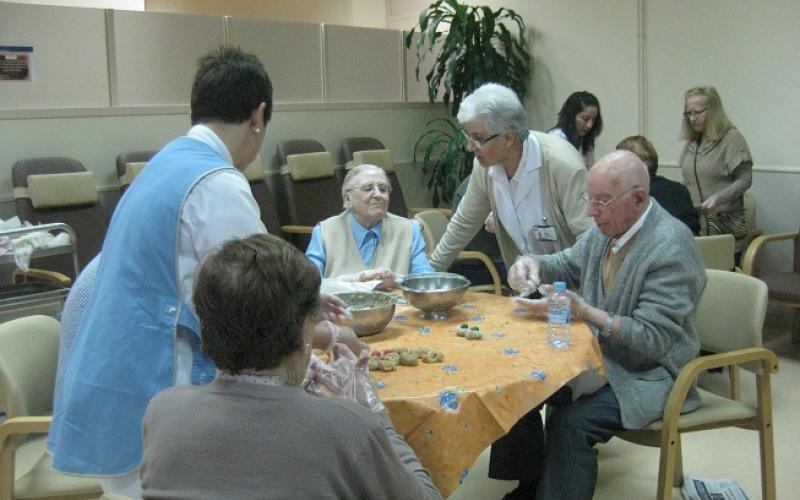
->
xmin=637 ymin=388 xmax=757 ymax=432
xmin=242 ymin=155 xmax=267 ymax=182
xmin=282 ymin=152 xmax=334 ymax=181
xmin=119 ymin=161 xmax=147 ymax=186
xmin=25 ymin=171 xmax=97 ymax=208
xmin=351 ymin=149 xmax=396 ymax=173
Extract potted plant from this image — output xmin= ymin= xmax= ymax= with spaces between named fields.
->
xmin=405 ymin=0 xmax=531 ymax=205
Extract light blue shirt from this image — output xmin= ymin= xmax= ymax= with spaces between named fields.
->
xmin=306 ymin=213 xmax=434 ymax=276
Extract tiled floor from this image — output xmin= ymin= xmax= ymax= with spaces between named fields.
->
xmin=453 ymin=303 xmax=799 ymax=500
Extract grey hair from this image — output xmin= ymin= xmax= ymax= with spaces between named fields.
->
xmin=457 ymin=83 xmax=529 ymax=144
xmin=341 ymin=164 xmax=391 ymax=210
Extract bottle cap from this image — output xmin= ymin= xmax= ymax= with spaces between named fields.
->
xmin=553 ymin=281 xmax=566 ymax=293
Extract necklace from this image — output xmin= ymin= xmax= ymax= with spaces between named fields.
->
xmin=218 ymin=372 xmax=294 ymax=388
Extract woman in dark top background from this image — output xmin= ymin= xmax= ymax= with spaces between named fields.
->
xmin=617 ymin=135 xmax=699 ymax=234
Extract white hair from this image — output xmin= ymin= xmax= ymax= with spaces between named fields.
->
xmin=341 ymin=164 xmax=390 ymax=210
xmin=457 ymin=83 xmax=529 ymax=143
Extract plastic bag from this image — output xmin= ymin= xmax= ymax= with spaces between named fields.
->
xmin=303 ymin=343 xmax=385 ymax=413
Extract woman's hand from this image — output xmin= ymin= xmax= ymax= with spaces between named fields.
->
xmin=484 ymin=212 xmax=497 ymax=233
xmin=358 ymin=267 xmax=396 ymax=290
xmin=698 ymin=194 xmax=720 ymax=215
xmin=318 ymin=293 xmax=350 ymax=322
xmin=334 ymin=325 xmax=368 ymax=356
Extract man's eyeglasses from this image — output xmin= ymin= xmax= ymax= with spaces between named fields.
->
xmin=461 ymin=129 xmax=501 ymax=149
xmin=581 ymin=187 xmax=636 ymax=208
xmin=683 ymin=108 xmax=708 ymax=119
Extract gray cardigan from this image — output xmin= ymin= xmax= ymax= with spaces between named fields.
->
xmin=537 ymin=200 xmax=706 ymax=429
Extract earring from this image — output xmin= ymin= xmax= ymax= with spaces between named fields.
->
xmin=252 ymin=127 xmax=261 ymax=134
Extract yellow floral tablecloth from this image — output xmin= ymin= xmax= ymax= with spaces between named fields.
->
xmin=367 ymin=292 xmax=604 ymax=497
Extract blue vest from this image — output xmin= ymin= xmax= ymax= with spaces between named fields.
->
xmin=49 ymin=137 xmax=233 ymax=475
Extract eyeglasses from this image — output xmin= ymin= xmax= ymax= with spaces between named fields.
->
xmin=582 ymin=187 xmax=635 ymax=208
xmin=683 ymin=108 xmax=708 ymax=119
xmin=461 ymin=129 xmax=501 ymax=149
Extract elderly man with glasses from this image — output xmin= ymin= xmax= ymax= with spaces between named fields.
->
xmin=509 ymin=150 xmax=707 ymax=499
xmin=428 ymin=82 xmax=592 ymax=497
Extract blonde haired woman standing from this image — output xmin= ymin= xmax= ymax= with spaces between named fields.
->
xmin=679 ymin=85 xmax=753 ymax=238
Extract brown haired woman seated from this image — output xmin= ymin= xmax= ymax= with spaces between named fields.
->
xmin=140 ymin=234 xmax=441 ymax=499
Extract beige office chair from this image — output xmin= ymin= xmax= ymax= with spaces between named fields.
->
xmin=0 ymin=315 xmax=103 ymax=500
xmin=616 ymin=269 xmax=778 ymax=500
xmin=413 ymin=210 xmax=502 ymax=295
xmin=694 ymin=234 xmax=735 ymax=271
xmin=742 ymin=225 xmax=800 ymax=343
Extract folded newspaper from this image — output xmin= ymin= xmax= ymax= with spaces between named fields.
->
xmin=681 ymin=474 xmax=749 ymax=500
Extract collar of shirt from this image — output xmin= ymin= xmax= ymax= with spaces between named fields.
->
xmin=611 ymin=199 xmax=653 ymax=254
xmin=186 ymin=124 xmax=234 ymax=166
xmin=349 ymin=213 xmax=383 ymax=248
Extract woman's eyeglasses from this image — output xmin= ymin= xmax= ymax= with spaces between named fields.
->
xmin=461 ymin=129 xmax=501 ymax=148
xmin=683 ymin=108 xmax=708 ymax=119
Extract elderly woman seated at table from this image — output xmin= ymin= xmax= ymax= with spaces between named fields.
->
xmin=306 ymin=164 xmax=434 ymax=289
xmin=140 ymin=234 xmax=441 ymax=499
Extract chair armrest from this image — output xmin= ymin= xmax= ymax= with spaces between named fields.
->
xmin=280 ymin=225 xmax=314 ymax=234
xmin=659 ymin=348 xmax=779 ymax=430
xmin=741 ymin=232 xmax=798 ymax=276
xmin=0 ymin=416 xmax=51 ymax=500
xmin=12 ymin=268 xmax=72 ymax=287
xmin=0 ymin=416 xmax=51 ymax=444
xmin=457 ymin=250 xmax=503 ymax=295
xmin=408 ymin=207 xmax=452 ymax=218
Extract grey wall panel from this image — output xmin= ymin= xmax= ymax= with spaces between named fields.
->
xmin=324 ymin=24 xmax=402 ymax=103
xmin=109 ymin=10 xmax=224 ymax=106
xmin=0 ymin=2 xmax=109 ymax=109
xmin=227 ymin=17 xmax=323 ymax=104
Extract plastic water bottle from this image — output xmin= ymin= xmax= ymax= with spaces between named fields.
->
xmin=547 ymin=281 xmax=571 ymax=348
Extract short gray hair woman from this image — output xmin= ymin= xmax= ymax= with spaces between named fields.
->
xmin=428 ymin=82 xmax=593 ymax=494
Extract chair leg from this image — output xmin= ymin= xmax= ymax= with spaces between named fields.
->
xmin=792 ymin=308 xmax=800 ymax=343
xmin=673 ymin=437 xmax=684 ymax=487
xmin=757 ymin=378 xmax=777 ymax=500
xmin=656 ymin=432 xmax=679 ymax=500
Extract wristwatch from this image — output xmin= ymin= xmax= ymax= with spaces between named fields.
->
xmin=601 ymin=313 xmax=615 ymax=338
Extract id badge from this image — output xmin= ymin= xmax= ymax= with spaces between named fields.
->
xmin=533 ymin=224 xmax=557 ymax=241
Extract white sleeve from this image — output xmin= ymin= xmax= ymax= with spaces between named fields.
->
xmin=177 ymin=169 xmax=267 ymax=307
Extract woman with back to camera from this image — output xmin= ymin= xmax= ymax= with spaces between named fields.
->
xmin=141 ymin=234 xmax=440 ymax=499
xmin=548 ymin=91 xmax=603 ymax=168
xmin=679 ymin=85 xmax=753 ymax=238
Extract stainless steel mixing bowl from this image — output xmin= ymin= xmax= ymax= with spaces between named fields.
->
xmin=398 ymin=272 xmax=470 ymax=320
xmin=335 ymin=291 xmax=396 ymax=336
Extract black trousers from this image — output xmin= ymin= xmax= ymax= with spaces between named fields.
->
xmin=489 ymin=387 xmax=573 ymax=481
xmin=489 ymin=405 xmax=545 ymax=481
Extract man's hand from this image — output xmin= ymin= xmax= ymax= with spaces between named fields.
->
xmin=358 ymin=267 xmax=396 ymax=290
xmin=511 ymin=296 xmax=548 ymax=319
xmin=508 ymin=255 xmax=541 ymax=294
xmin=512 ymin=288 xmax=587 ymax=321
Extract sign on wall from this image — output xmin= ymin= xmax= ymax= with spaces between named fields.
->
xmin=0 ymin=46 xmax=34 ymax=82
